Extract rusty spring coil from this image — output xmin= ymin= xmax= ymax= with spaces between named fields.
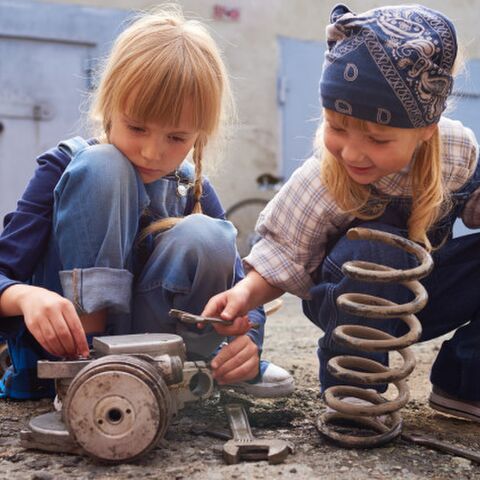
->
xmin=317 ymin=227 xmax=433 ymax=448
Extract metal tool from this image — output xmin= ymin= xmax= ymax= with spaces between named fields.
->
xmin=317 ymin=227 xmax=434 ymax=448
xmin=401 ymin=431 xmax=480 ymax=464
xmin=223 ymin=403 xmax=293 ymax=464
xmin=169 ymin=309 xmax=234 ymax=326
xmin=169 ymin=309 xmax=260 ymax=329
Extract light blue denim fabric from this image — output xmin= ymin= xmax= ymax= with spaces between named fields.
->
xmin=48 ymin=142 xmax=237 ymax=359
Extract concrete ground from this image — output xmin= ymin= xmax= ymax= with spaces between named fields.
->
xmin=0 ymin=293 xmax=479 ymax=479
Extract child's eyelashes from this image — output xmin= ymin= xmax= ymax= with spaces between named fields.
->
xmin=368 ymin=137 xmax=391 ymax=145
xmin=127 ymin=124 xmax=146 ymax=133
xmin=327 ymin=124 xmax=346 ymax=133
xmin=168 ymin=135 xmax=187 ymax=143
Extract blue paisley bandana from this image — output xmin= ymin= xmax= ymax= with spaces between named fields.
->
xmin=320 ymin=4 xmax=457 ymax=128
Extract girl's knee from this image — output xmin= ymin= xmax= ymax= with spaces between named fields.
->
xmin=56 ymin=144 xmax=138 ymax=200
xmin=172 ymin=214 xmax=237 ymax=259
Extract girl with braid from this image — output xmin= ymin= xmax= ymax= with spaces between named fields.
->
xmin=204 ymin=4 xmax=480 ymax=422
xmin=0 ymin=6 xmax=293 ymax=400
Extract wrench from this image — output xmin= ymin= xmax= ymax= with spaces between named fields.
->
xmin=223 ymin=403 xmax=294 ymax=465
xmin=169 ymin=309 xmax=259 ymax=329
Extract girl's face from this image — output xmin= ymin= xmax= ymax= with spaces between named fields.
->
xmin=109 ymin=102 xmax=199 ymax=183
xmin=323 ymin=109 xmax=436 ymax=185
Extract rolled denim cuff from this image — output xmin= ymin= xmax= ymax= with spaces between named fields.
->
xmin=59 ymin=268 xmax=133 ymax=314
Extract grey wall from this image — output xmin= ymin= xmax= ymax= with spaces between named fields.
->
xmin=2 ymin=0 xmax=480 ymax=214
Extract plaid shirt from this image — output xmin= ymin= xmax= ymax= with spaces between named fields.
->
xmin=245 ymin=117 xmax=479 ymax=299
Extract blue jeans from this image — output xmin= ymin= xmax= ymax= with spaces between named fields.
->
xmin=304 ymin=221 xmax=480 ymax=401
xmin=1 ymin=144 xmax=237 ymax=398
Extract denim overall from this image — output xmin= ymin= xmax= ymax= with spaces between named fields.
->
xmin=304 ymin=161 xmax=480 ymax=401
xmin=1 ymin=138 xmax=238 ymax=399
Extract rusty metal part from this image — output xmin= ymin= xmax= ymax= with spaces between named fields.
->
xmin=223 ymin=403 xmax=294 ymax=464
xmin=170 ymin=309 xmax=234 ymax=326
xmin=93 ymin=333 xmax=186 ymax=360
xmin=173 ymin=360 xmax=215 ymax=410
xmin=38 ymin=359 xmax=91 ymax=379
xmin=401 ymin=431 xmax=480 ymax=464
xmin=63 ymin=355 xmax=172 ymax=463
xmin=20 ymin=411 xmax=81 ymax=454
xmin=318 ymin=227 xmax=433 ymax=448
xmin=169 ymin=309 xmax=260 ymax=330
xmin=0 ymin=342 xmax=11 ymax=377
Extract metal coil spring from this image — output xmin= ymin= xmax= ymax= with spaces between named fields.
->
xmin=317 ymin=227 xmax=433 ymax=448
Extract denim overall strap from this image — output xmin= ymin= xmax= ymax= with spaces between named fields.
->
xmin=143 ymin=161 xmax=193 ymax=220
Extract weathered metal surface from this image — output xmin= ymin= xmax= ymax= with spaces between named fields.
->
xmin=173 ymin=361 xmax=215 ymax=409
xmin=318 ymin=227 xmax=432 ymax=448
xmin=64 ymin=355 xmax=172 ymax=463
xmin=20 ymin=411 xmax=82 ymax=454
xmin=169 ymin=309 xmax=234 ymax=326
xmin=93 ymin=333 xmax=186 ymax=360
xmin=38 ymin=359 xmax=91 ymax=379
xmin=22 ymin=333 xmax=219 ymax=463
xmin=223 ymin=403 xmax=293 ymax=465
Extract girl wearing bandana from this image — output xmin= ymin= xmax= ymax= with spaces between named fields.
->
xmin=204 ymin=4 xmax=480 ymax=422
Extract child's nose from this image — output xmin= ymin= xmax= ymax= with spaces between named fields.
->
xmin=142 ymin=138 xmax=165 ymax=163
xmin=341 ymin=143 xmax=365 ymax=164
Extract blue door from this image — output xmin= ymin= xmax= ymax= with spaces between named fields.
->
xmin=278 ymin=37 xmax=325 ymax=180
xmin=449 ymin=59 xmax=480 ymax=237
xmin=0 ymin=1 xmax=129 ymax=220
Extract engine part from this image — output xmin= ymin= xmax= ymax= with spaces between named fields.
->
xmin=317 ymin=227 xmax=433 ymax=448
xmin=20 ymin=333 xmax=215 ymax=462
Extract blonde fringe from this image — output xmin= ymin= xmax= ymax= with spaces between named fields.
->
xmin=320 ymin=126 xmax=447 ymax=252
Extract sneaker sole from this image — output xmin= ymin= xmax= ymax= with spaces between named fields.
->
xmin=429 ymin=391 xmax=480 ymax=423
xmin=228 ymin=377 xmax=295 ymax=399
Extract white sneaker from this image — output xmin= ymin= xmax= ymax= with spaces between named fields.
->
xmin=229 ymin=360 xmax=295 ymax=398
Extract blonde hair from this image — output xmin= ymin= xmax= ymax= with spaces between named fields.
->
xmin=90 ymin=5 xmax=234 ymax=234
xmin=318 ymin=111 xmax=448 ymax=251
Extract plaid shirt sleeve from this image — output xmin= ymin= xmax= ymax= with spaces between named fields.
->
xmin=244 ymin=156 xmax=353 ymax=299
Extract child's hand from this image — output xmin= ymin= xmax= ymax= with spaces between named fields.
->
xmin=202 ymin=285 xmax=250 ymax=324
xmin=210 ymin=335 xmax=259 ymax=384
xmin=15 ymin=285 xmax=90 ymax=358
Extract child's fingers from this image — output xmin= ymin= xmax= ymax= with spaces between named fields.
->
xmin=48 ymin=313 xmax=77 ymax=356
xmin=211 ymin=335 xmax=257 ymax=375
xmin=62 ymin=302 xmax=89 ymax=357
xmin=38 ymin=318 xmax=68 ymax=357
xmin=215 ymin=355 xmax=259 ymax=385
xmin=212 ymin=338 xmax=259 ymax=384
xmin=213 ymin=316 xmax=250 ymax=336
xmin=201 ymin=293 xmax=228 ymax=318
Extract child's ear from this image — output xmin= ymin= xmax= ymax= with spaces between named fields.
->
xmin=420 ymin=124 xmax=438 ymax=142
